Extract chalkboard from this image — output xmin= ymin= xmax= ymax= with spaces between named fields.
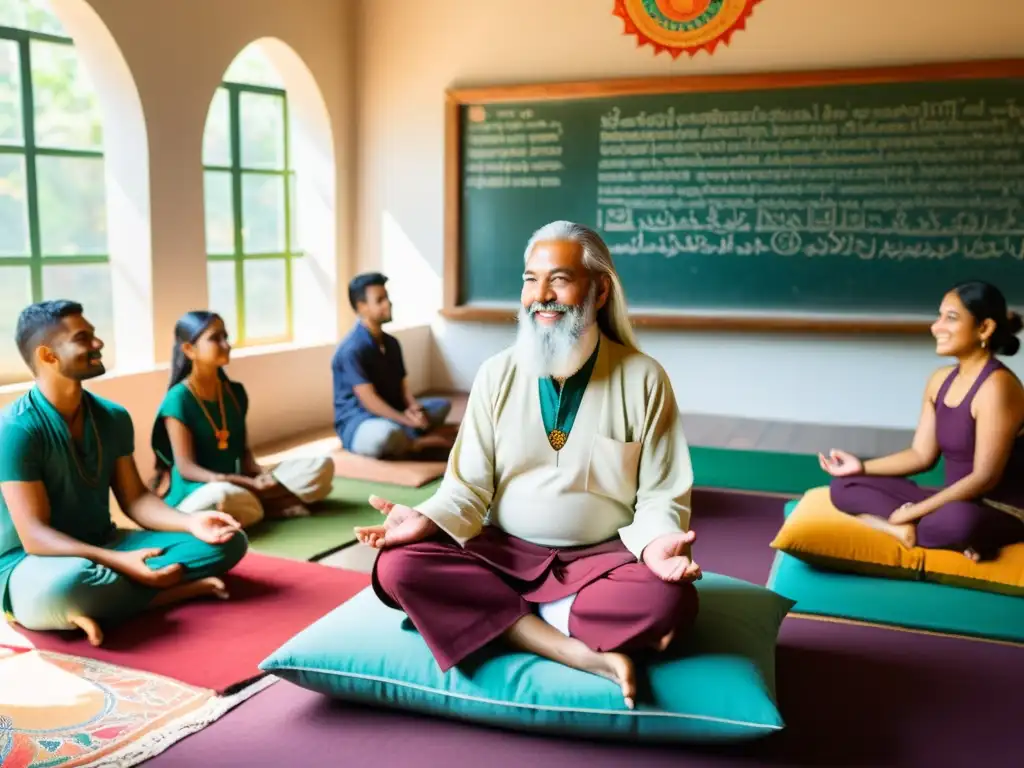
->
xmin=443 ymin=61 xmax=1024 ymax=333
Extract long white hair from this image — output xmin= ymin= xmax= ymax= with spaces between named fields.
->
xmin=523 ymin=220 xmax=640 ymax=352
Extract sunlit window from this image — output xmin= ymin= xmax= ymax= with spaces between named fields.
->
xmin=203 ymin=45 xmax=298 ymax=346
xmin=0 ymin=0 xmax=111 ymax=383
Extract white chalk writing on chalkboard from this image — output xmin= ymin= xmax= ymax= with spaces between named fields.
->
xmin=588 ymin=96 xmax=1024 ymax=263
xmin=463 ymin=107 xmax=565 ymax=190
xmin=604 ymin=230 xmax=1024 ymax=262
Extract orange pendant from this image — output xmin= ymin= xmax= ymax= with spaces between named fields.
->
xmin=216 ymin=429 xmax=230 ymax=450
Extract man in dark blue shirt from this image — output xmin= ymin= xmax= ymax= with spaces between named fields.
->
xmin=331 ymin=273 xmax=451 ymax=458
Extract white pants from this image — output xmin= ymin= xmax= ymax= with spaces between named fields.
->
xmin=537 ymin=593 xmax=577 ymax=636
xmin=176 ymin=456 xmax=334 ymax=528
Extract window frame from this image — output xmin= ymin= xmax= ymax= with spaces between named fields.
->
xmin=0 ymin=24 xmax=108 ymax=302
xmin=204 ymin=79 xmax=298 ymax=348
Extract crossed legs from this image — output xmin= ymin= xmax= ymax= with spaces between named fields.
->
xmin=829 ymin=476 xmax=1024 ymax=561
xmin=176 ymin=455 xmax=335 ymax=527
xmin=373 ymin=538 xmax=698 ymax=706
xmin=348 ymin=397 xmax=453 ymax=459
xmin=6 ymin=528 xmax=248 ymax=645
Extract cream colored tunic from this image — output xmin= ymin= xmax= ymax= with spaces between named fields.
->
xmin=416 ymin=335 xmax=693 ymax=560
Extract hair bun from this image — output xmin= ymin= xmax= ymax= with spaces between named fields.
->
xmin=1008 ymin=311 xmax=1023 ymax=335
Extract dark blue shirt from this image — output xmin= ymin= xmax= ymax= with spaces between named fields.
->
xmin=332 ymin=322 xmax=407 ymax=448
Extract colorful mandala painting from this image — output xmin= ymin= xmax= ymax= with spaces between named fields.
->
xmin=0 ymin=646 xmax=212 ymax=767
xmin=613 ymin=0 xmax=764 ymax=59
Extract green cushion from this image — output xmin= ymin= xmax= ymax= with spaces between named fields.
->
xmin=260 ymin=573 xmax=794 ymax=743
xmin=767 ymin=549 xmax=1024 ymax=643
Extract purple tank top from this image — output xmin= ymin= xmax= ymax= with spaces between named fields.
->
xmin=934 ymin=358 xmax=1024 ymax=504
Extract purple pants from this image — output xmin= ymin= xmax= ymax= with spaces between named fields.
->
xmin=372 ymin=527 xmax=699 ymax=672
xmin=830 ymin=476 xmax=1024 ymax=560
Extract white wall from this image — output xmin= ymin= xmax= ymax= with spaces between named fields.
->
xmin=0 ymin=0 xmax=432 ymax=480
xmin=355 ymin=0 xmax=1024 ymax=429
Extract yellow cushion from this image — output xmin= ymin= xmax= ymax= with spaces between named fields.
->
xmin=770 ymin=486 xmax=1024 ymax=597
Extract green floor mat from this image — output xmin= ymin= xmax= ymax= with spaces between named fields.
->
xmin=689 ymin=446 xmax=945 ymax=496
xmin=247 ymin=477 xmax=441 ymax=561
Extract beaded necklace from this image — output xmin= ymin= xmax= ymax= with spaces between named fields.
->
xmin=186 ymin=377 xmax=232 ymax=450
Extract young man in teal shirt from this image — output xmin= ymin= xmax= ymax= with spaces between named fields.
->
xmin=0 ymin=300 xmax=248 ymax=646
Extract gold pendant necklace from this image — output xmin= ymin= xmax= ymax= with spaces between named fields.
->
xmin=188 ymin=378 xmax=231 ymax=450
xmin=547 ymin=377 xmax=568 ymax=451
xmin=547 ymin=428 xmax=568 ymax=451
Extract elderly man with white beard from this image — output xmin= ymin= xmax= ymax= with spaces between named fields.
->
xmin=354 ymin=220 xmax=700 ymax=708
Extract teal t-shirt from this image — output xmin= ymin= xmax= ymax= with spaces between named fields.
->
xmin=152 ymin=380 xmax=249 ymax=507
xmin=0 ymin=387 xmax=135 ymax=612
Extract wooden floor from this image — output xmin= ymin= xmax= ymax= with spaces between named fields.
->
xmin=679 ymin=411 xmax=913 ymax=456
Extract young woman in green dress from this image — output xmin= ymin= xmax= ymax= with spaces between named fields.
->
xmin=151 ymin=311 xmax=334 ymax=528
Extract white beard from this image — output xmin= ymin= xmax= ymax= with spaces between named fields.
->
xmin=515 ymin=289 xmax=599 ymax=379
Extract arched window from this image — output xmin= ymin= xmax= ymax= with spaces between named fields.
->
xmin=203 ymin=45 xmax=298 ymax=347
xmin=0 ymin=0 xmax=110 ymax=383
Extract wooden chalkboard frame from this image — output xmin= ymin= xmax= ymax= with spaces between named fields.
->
xmin=442 ymin=58 xmax=1024 ymax=334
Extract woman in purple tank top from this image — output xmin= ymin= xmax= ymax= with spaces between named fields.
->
xmin=820 ymin=281 xmax=1024 ymax=562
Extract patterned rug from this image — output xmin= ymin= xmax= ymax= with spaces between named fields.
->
xmin=0 ymin=645 xmax=274 ymax=767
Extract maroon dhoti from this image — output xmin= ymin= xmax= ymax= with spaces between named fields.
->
xmin=372 ymin=527 xmax=699 ymax=672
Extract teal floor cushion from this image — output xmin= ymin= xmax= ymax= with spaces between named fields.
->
xmin=260 ymin=573 xmax=793 ymax=743
xmin=767 ymin=550 xmax=1024 ymax=644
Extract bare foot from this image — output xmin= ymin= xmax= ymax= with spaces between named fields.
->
xmin=504 ymin=614 xmax=637 ymax=708
xmin=262 ymin=491 xmax=312 ymax=519
xmin=653 ymin=629 xmax=675 ymax=652
xmin=68 ymin=614 xmax=103 ymax=646
xmin=856 ymin=514 xmax=917 ymax=548
xmin=964 ymin=548 xmax=981 ymax=562
xmin=201 ymin=577 xmax=230 ymax=599
xmin=151 ymin=577 xmax=229 ymax=608
xmin=574 ymin=648 xmax=636 ymax=709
